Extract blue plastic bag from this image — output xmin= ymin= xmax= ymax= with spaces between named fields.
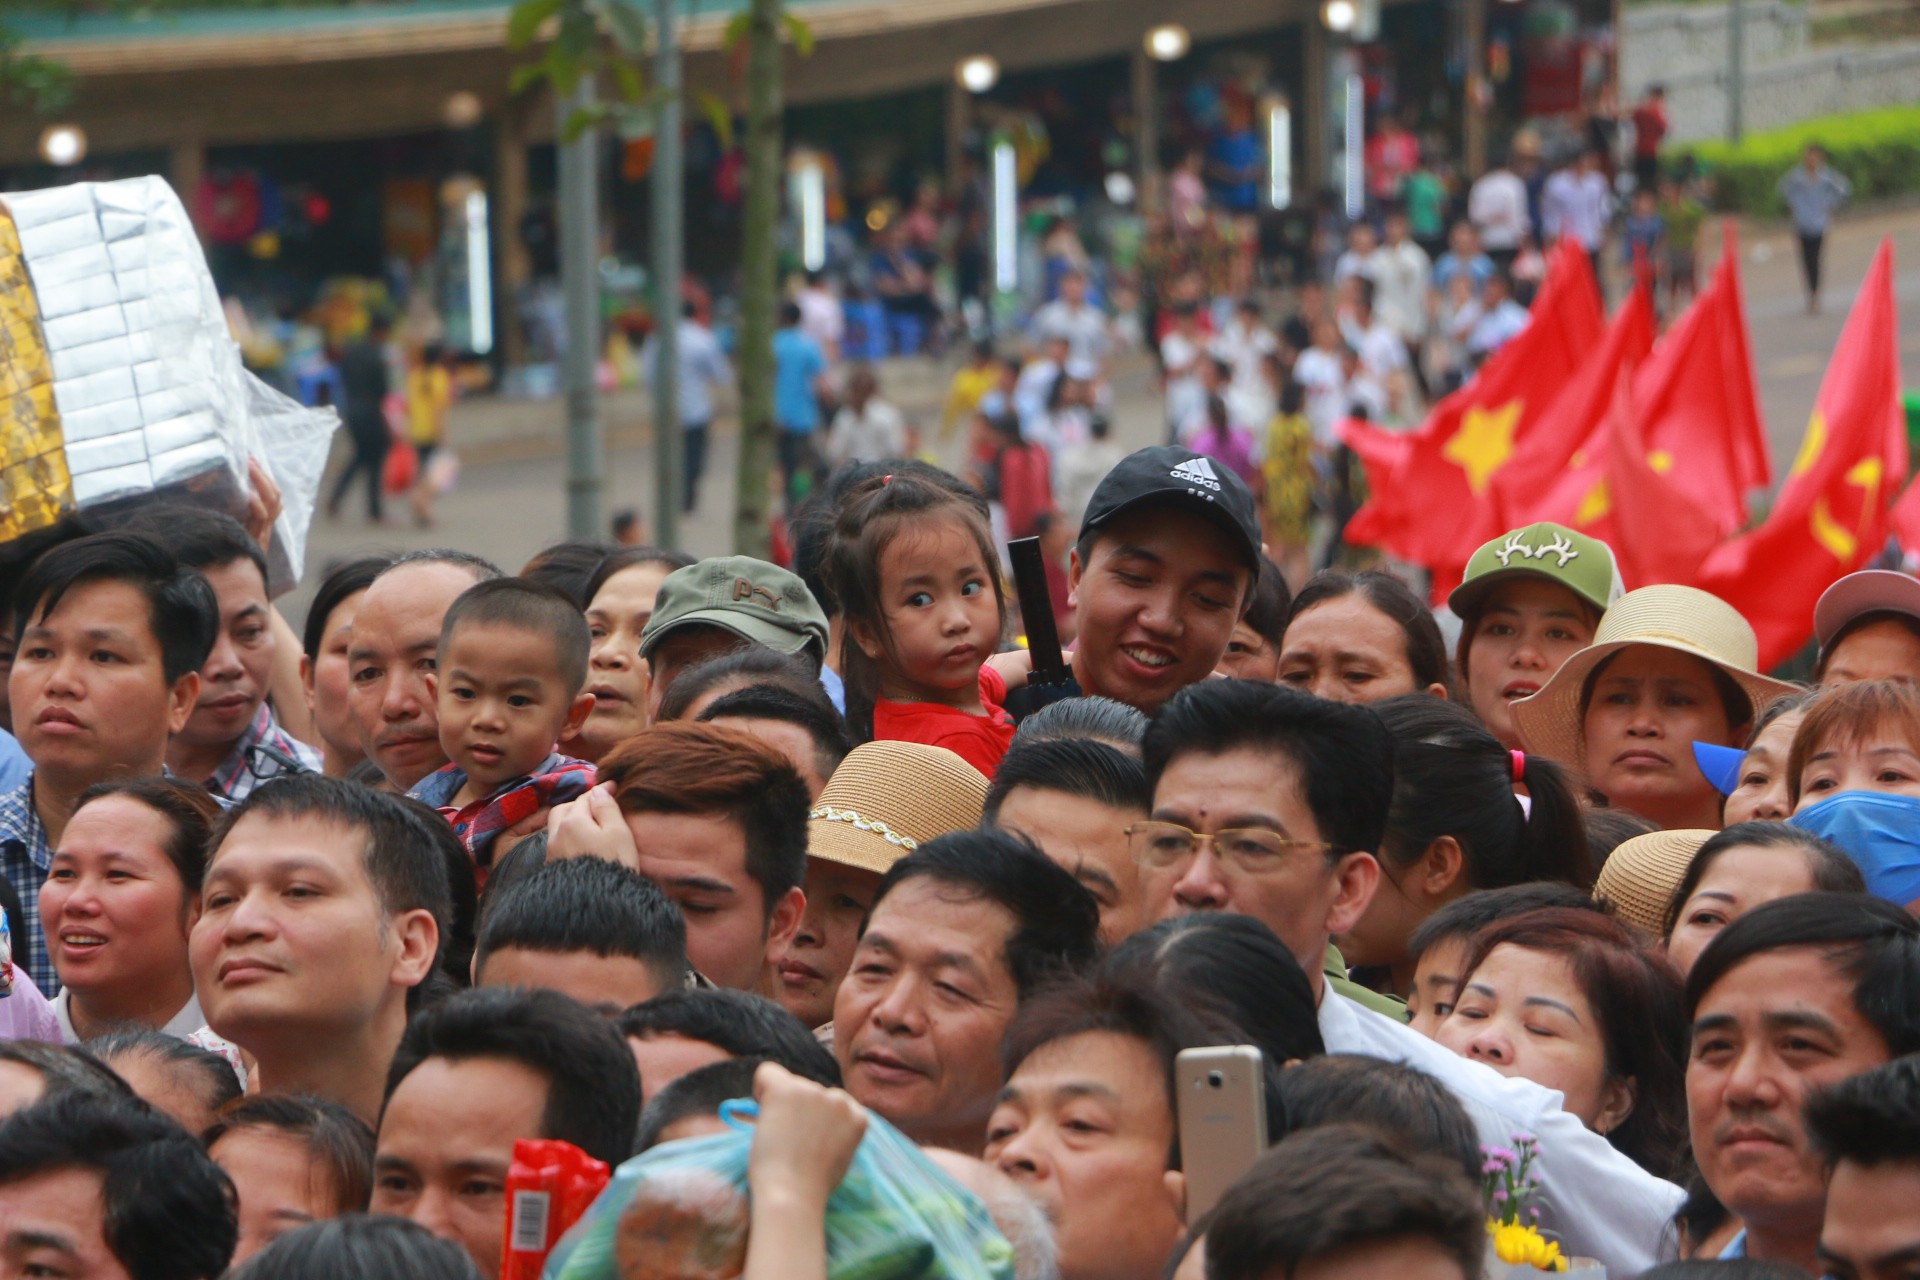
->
xmin=546 ymin=1099 xmax=1016 ymax=1280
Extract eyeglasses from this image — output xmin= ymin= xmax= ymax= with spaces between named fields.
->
xmin=243 ymin=743 xmax=310 ymax=785
xmin=1124 ymin=820 xmax=1342 ymax=875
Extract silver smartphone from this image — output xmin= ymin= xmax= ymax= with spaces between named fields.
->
xmin=1175 ymin=1045 xmax=1269 ymax=1221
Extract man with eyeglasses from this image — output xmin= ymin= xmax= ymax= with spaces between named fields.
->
xmin=1139 ymin=680 xmax=1685 ymax=1279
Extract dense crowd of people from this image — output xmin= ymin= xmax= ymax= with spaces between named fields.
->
xmin=0 ymin=409 xmax=1917 ymax=1280
xmin=0 ymin=65 xmax=1900 ymax=1280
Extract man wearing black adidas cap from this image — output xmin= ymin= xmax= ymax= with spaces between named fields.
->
xmin=1007 ymin=445 xmax=1259 ymax=719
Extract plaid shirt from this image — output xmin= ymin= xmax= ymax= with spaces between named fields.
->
xmin=206 ymin=704 xmax=324 ymax=802
xmin=409 ymin=752 xmax=596 ymax=884
xmin=0 ymin=774 xmax=56 ymax=994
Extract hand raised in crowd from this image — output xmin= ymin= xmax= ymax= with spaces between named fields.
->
xmin=243 ymin=455 xmax=283 ymax=553
xmin=742 ymin=1062 xmax=870 ymax=1280
xmin=544 ymin=781 xmax=642 ymax=870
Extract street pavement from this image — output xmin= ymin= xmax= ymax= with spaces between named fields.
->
xmin=291 ymin=207 xmax=1920 ymax=628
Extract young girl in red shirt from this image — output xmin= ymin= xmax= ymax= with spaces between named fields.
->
xmin=825 ymin=471 xmax=1013 ymax=776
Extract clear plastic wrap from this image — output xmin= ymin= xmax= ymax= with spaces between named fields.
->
xmin=546 ymin=1100 xmax=1016 ymax=1280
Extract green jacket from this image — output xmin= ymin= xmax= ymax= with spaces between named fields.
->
xmin=1325 ymin=943 xmax=1408 ymax=1022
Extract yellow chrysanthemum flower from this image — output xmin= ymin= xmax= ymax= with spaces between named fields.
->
xmin=1489 ymin=1222 xmax=1569 ymax=1271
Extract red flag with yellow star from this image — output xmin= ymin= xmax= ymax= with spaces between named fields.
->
xmin=1603 ymin=364 xmax=1728 ymax=587
xmin=1489 ymin=282 xmax=1655 ymax=538
xmin=1501 ymin=231 xmax=1770 ymax=554
xmin=1343 ymin=240 xmax=1603 ymax=580
xmin=1692 ymin=239 xmax=1904 ymax=668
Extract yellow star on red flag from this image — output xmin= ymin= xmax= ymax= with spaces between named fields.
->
xmin=1442 ymin=400 xmax=1523 ymax=495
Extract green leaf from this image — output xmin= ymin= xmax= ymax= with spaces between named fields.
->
xmin=594 ymin=0 xmax=651 ymax=55
xmin=562 ymin=102 xmax=613 ymax=141
xmin=780 ymin=11 xmax=814 ymax=56
xmin=546 ymin=41 xmax=581 ymax=95
xmin=721 ymin=10 xmax=751 ymax=52
xmin=554 ymin=7 xmax=596 ymax=65
xmin=608 ymin=56 xmax=645 ymax=103
xmin=505 ymin=0 xmax=564 ymax=49
xmin=694 ymin=88 xmax=734 ymax=150
xmin=509 ymin=61 xmax=550 ymax=95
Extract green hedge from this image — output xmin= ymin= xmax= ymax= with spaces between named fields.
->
xmin=1682 ymin=105 xmax=1920 ymax=215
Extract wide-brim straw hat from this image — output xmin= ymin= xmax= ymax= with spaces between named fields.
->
xmin=807 ymin=740 xmax=988 ymax=877
xmin=1594 ymin=828 xmax=1713 ymax=935
xmin=1511 ymin=584 xmax=1799 ymax=774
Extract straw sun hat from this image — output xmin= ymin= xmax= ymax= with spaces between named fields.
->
xmin=806 ymin=740 xmax=989 ymax=877
xmin=1510 ymin=584 xmax=1799 ymax=773
xmin=1593 ymin=829 xmax=1712 ymax=936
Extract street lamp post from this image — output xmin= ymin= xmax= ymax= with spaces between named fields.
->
xmin=1728 ymin=0 xmax=1745 ymax=142
xmin=651 ymin=0 xmax=684 ymax=550
xmin=558 ymin=78 xmax=604 ymax=540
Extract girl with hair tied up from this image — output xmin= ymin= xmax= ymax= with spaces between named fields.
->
xmin=1338 ymin=695 xmax=1594 ymax=997
xmin=823 ymin=470 xmax=1014 ymax=776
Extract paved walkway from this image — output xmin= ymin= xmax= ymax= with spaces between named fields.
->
xmin=294 ymin=206 xmax=1920 ymax=624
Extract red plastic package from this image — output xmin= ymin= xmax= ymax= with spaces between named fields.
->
xmin=502 ymin=1138 xmax=612 ymax=1280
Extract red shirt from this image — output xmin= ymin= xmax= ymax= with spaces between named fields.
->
xmin=1632 ymin=103 xmax=1668 ymax=158
xmin=871 ymin=664 xmax=1015 ymax=778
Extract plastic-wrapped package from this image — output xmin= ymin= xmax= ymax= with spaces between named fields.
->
xmin=0 ymin=175 xmax=336 ymax=589
xmin=546 ymin=1100 xmax=1016 ymax=1280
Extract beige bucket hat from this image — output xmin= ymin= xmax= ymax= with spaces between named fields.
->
xmin=807 ymin=740 xmax=989 ymax=877
xmin=1593 ymin=828 xmax=1713 ymax=935
xmin=1511 ymin=584 xmax=1799 ymax=772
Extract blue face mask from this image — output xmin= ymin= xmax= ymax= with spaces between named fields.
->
xmin=1790 ymin=791 xmax=1920 ymax=908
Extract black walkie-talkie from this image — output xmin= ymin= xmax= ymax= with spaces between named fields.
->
xmin=1008 ymin=536 xmax=1073 ymax=687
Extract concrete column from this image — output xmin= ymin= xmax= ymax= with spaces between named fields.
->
xmin=1464 ymin=0 xmax=1488 ymax=177
xmin=1132 ymin=46 xmax=1160 ymax=212
xmin=494 ymin=99 xmax=532 ymax=371
xmin=1303 ymin=18 xmax=1329 ymax=195
xmin=947 ymin=76 xmax=969 ymax=199
xmin=171 ymin=140 xmax=206 ymax=242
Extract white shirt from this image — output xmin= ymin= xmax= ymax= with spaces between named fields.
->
xmin=1333 ymin=250 xmax=1376 ymax=287
xmin=55 ymin=989 xmax=204 ymax=1046
xmin=1341 ymin=316 xmax=1409 ymax=386
xmin=1318 ymin=991 xmax=1683 ymax=1279
xmin=1212 ymin=320 xmax=1279 ymax=431
xmin=824 ymin=398 xmax=908 ymax=465
xmin=641 ymin=320 xmax=731 ymax=427
xmin=1015 ymin=358 xmax=1063 ymax=435
xmin=1160 ymin=332 xmax=1208 ymax=431
xmin=797 ymin=286 xmax=844 ymax=354
xmin=1293 ymin=347 xmax=1349 ymax=446
xmin=1469 ymin=169 xmax=1531 ymax=251
xmin=1031 ymin=300 xmax=1112 ymax=367
xmin=1466 ymin=298 xmax=1533 ymax=358
xmin=1368 ymin=241 xmax=1433 ymax=341
xmin=1543 ymin=169 xmax=1613 ymax=250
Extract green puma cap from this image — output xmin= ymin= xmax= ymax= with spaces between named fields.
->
xmin=1447 ymin=523 xmax=1625 ymax=622
xmin=640 ymin=556 xmax=830 ymax=662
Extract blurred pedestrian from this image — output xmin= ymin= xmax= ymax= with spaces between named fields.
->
xmin=1780 ymin=143 xmax=1851 ymax=314
xmin=1631 ymin=85 xmax=1670 ymax=193
xmin=326 ymin=316 xmax=393 ymax=524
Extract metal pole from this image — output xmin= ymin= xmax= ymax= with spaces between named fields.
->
xmin=1132 ymin=47 xmax=1159 ymax=212
xmin=652 ymin=0 xmax=684 ymax=547
xmin=1728 ymin=0 xmax=1745 ymax=143
xmin=1463 ymin=0 xmax=1487 ymax=178
xmin=558 ymin=77 xmax=605 ymax=539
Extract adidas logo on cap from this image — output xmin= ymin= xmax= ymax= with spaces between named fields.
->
xmin=1169 ymin=456 xmax=1221 ymax=493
